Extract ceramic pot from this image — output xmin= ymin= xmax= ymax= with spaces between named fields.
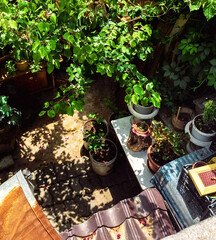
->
xmin=134 ymin=104 xmax=153 ymax=115
xmin=191 ymin=114 xmax=216 ymax=142
xmin=16 ymin=60 xmax=29 ymax=71
xmin=128 ymin=102 xmax=159 ymax=121
xmin=147 ymin=144 xmax=161 ymax=173
xmin=83 ymin=119 xmax=109 ymax=150
xmin=89 ymin=139 xmax=118 ymax=176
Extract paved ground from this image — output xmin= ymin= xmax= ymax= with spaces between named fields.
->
xmin=32 ymin=148 xmax=141 ymax=232
xmin=0 ymin=72 xmax=142 ymax=233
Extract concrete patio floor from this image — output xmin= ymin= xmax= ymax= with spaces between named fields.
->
xmin=0 ymin=73 xmax=142 ymax=233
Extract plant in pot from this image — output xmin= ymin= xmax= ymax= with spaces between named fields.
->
xmin=13 ymin=48 xmax=30 ymax=72
xmin=127 ymin=120 xmax=152 ymax=151
xmin=87 ymin=135 xmax=118 ymax=176
xmin=103 ymin=98 xmax=130 ymax=132
xmin=0 ymin=95 xmax=22 ymax=133
xmin=83 ymin=113 xmax=109 ymax=150
xmin=191 ymin=100 xmax=216 ymax=142
xmin=125 ymin=81 xmax=161 ymax=120
xmin=147 ymin=120 xmax=187 ymax=173
xmin=172 ymin=106 xmax=195 ymax=131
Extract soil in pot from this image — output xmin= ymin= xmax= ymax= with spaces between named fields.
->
xmin=147 ymin=144 xmax=177 ymax=173
xmin=194 ymin=115 xmax=216 ymax=134
xmin=90 ymin=139 xmax=116 ymax=163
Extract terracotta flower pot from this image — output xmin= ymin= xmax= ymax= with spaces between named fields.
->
xmin=172 ymin=107 xmax=194 ymax=131
xmin=16 ymin=60 xmax=29 ymax=71
xmin=147 ymin=144 xmax=161 ymax=174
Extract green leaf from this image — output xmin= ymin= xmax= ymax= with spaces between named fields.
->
xmin=9 ymin=20 xmax=17 ymax=29
xmin=130 ymin=40 xmax=136 ymax=48
xmin=47 ymin=62 xmax=54 ymax=74
xmin=39 ymin=110 xmax=46 ymax=117
xmin=48 ymin=40 xmax=56 ymax=50
xmin=210 ymin=59 xmax=216 ymax=66
xmin=66 ymin=106 xmax=74 ymax=116
xmin=44 ymin=102 xmax=50 ymax=108
xmin=38 ymin=22 xmax=50 ymax=32
xmin=32 ymin=40 xmax=40 ymax=51
xmin=33 ymin=52 xmax=41 ymax=64
xmin=124 ymin=94 xmax=132 ymax=105
xmin=133 ymin=84 xmax=144 ymax=96
xmin=47 ymin=109 xmax=56 ymax=118
xmin=39 ymin=46 xmax=47 ymax=58
xmin=131 ymin=94 xmax=139 ymax=105
xmin=50 ymin=13 xmax=57 ymax=24
xmin=146 ymin=82 xmax=153 ymax=91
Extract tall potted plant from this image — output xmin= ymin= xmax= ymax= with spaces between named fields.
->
xmin=147 ymin=120 xmax=187 ymax=173
xmin=191 ymin=100 xmax=216 ymax=142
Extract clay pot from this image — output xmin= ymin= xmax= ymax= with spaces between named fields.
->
xmin=147 ymin=144 xmax=161 ymax=173
xmin=16 ymin=60 xmax=29 ymax=71
xmin=172 ymin=107 xmax=194 ymax=131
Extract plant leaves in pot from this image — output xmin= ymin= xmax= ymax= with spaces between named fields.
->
xmin=191 ymin=100 xmax=216 ymax=142
xmin=125 ymin=81 xmax=161 ymax=120
xmin=83 ymin=113 xmax=109 ymax=150
xmin=147 ymin=120 xmax=187 ymax=173
xmin=88 ymin=138 xmax=118 ymax=176
xmin=0 ymin=95 xmax=22 ymax=133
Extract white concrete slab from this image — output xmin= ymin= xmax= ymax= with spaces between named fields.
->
xmin=111 ymin=116 xmax=153 ymax=189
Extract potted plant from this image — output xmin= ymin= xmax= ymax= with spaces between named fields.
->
xmin=103 ymin=98 xmax=130 ymax=132
xmin=0 ymin=95 xmax=22 ymax=133
xmin=172 ymin=106 xmax=195 ymax=131
xmin=125 ymin=81 xmax=161 ymax=120
xmin=191 ymin=100 xmax=216 ymax=142
xmin=147 ymin=120 xmax=187 ymax=173
xmin=83 ymin=113 xmax=109 ymax=150
xmin=127 ymin=120 xmax=152 ymax=151
xmin=88 ymin=137 xmax=118 ymax=176
xmin=13 ymin=49 xmax=30 ymax=72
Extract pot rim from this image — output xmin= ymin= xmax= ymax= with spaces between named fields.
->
xmin=132 ymin=121 xmax=151 ymax=136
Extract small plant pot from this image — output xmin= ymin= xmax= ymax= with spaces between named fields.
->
xmin=83 ymin=119 xmax=109 ymax=150
xmin=89 ymin=139 xmax=118 ymax=176
xmin=172 ymin=107 xmax=194 ymax=131
xmin=191 ymin=114 xmax=216 ymax=142
xmin=147 ymin=144 xmax=161 ymax=174
xmin=16 ymin=60 xmax=29 ymax=71
xmin=128 ymin=102 xmax=159 ymax=121
xmin=134 ymin=104 xmax=153 ymax=114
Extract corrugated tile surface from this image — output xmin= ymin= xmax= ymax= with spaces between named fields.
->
xmin=60 ymin=188 xmax=176 ymax=240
